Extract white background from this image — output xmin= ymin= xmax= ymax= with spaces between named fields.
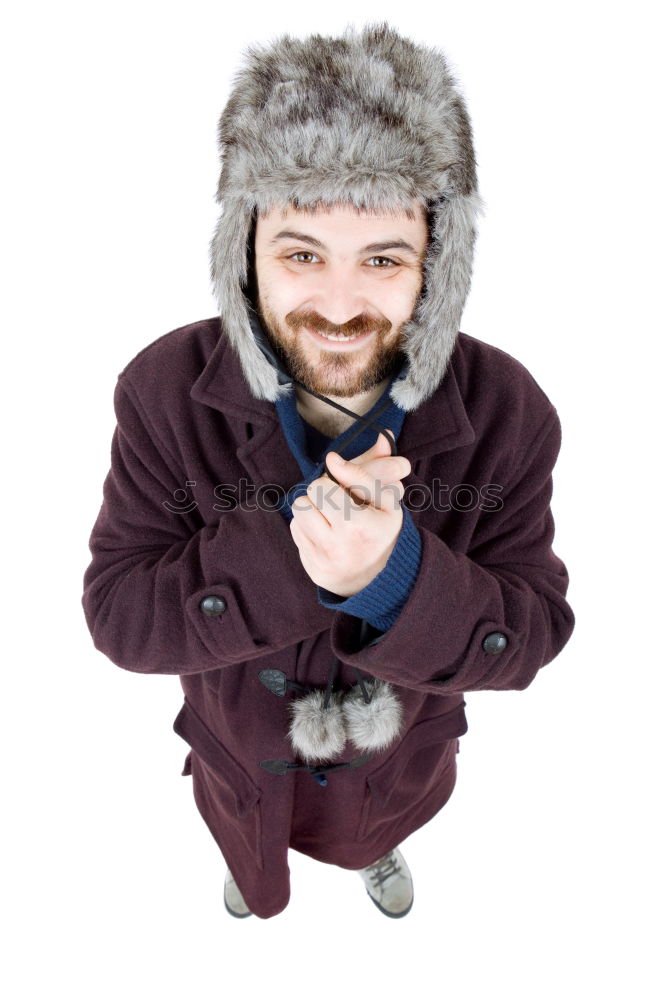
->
xmin=2 ymin=1 xmax=664 ymax=997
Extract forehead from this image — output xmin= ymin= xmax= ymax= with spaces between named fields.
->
xmin=255 ymin=198 xmax=428 ymax=242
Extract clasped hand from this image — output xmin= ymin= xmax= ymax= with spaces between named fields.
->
xmin=289 ymin=431 xmax=411 ymax=598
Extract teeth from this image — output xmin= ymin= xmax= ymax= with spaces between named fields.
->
xmin=318 ymin=331 xmax=363 ymax=342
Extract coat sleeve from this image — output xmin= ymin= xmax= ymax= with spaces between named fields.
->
xmin=327 ymin=410 xmax=575 ymax=695
xmin=81 ymin=375 xmax=333 ymax=675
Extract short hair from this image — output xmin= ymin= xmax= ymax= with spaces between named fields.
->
xmin=256 ymin=198 xmax=427 ymax=224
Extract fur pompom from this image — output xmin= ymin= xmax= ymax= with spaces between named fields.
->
xmin=287 ymin=689 xmax=346 ymax=764
xmin=342 ymin=680 xmax=403 ymax=753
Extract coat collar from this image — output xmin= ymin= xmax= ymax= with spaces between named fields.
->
xmin=190 ymin=327 xmax=475 ymax=460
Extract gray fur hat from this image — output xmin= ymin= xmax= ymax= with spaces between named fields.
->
xmin=210 ymin=21 xmax=484 ymax=411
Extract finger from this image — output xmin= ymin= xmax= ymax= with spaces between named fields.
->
xmin=325 ymin=452 xmax=403 ymax=515
xmin=347 ymin=429 xmax=394 ymax=467
xmin=359 ymin=455 xmax=411 ymax=483
xmin=306 ymin=477 xmax=368 ymax=525
xmin=338 ymin=463 xmax=405 ymax=504
xmin=291 ymin=492 xmax=333 ymax=533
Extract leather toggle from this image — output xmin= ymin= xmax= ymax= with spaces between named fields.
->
xmin=259 ymin=753 xmax=374 ymax=783
xmin=258 ymin=669 xmax=309 ymax=697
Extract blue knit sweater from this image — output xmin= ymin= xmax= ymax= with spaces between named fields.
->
xmin=274 ymin=378 xmax=422 ymax=633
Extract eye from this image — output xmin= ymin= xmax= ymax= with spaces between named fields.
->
xmin=288 ymin=251 xmax=321 ymax=264
xmin=366 ymin=256 xmax=398 ymax=268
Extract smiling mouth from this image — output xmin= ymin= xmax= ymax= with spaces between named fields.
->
xmin=306 ymin=327 xmax=374 ymax=346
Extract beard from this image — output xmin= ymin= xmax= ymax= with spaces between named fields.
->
xmin=256 ymin=301 xmax=408 ymax=399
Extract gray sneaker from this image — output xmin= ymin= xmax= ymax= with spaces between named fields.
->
xmin=224 ymin=869 xmax=253 ymax=918
xmin=357 ymin=846 xmax=414 ymax=918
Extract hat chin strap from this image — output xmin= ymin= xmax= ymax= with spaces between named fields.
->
xmin=290 ymin=380 xmax=399 ymax=485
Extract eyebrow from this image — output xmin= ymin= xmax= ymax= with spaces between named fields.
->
xmin=269 ymin=229 xmax=420 ymax=256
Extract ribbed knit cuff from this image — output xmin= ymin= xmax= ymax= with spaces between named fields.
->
xmin=317 ymin=505 xmax=422 ymax=632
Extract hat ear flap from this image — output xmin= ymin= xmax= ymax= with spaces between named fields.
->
xmin=287 ymin=689 xmax=346 ymax=764
xmin=341 ymin=680 xmax=403 ymax=754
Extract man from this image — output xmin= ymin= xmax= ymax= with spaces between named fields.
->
xmin=81 ymin=23 xmax=575 ymax=921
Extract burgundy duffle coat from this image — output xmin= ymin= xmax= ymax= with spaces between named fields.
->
xmin=81 ymin=317 xmax=575 ymax=919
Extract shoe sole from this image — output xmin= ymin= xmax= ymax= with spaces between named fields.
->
xmin=224 ymin=896 xmax=253 ymax=919
xmin=366 ymin=889 xmax=414 ymax=919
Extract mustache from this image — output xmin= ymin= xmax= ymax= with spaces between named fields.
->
xmin=285 ymin=310 xmax=392 ymax=338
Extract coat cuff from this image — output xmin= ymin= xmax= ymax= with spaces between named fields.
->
xmin=327 ymin=523 xmax=573 ymax=696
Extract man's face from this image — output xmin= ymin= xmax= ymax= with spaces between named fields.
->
xmin=253 ymin=199 xmax=429 ymax=398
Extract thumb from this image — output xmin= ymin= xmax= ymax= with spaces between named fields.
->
xmin=326 ymin=451 xmax=397 ymax=511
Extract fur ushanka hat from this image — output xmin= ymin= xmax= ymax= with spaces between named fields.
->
xmin=210 ymin=20 xmax=484 ymax=413
xmin=208 ymin=23 xmax=484 ymax=777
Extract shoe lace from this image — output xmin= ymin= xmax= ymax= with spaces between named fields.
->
xmin=366 ymin=851 xmax=402 ymax=887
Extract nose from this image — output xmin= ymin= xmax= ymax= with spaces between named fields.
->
xmin=309 ymin=264 xmax=368 ymax=327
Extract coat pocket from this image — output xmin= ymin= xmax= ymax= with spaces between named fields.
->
xmin=356 ymin=701 xmax=467 ymax=843
xmin=173 ymin=698 xmax=264 ymax=870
